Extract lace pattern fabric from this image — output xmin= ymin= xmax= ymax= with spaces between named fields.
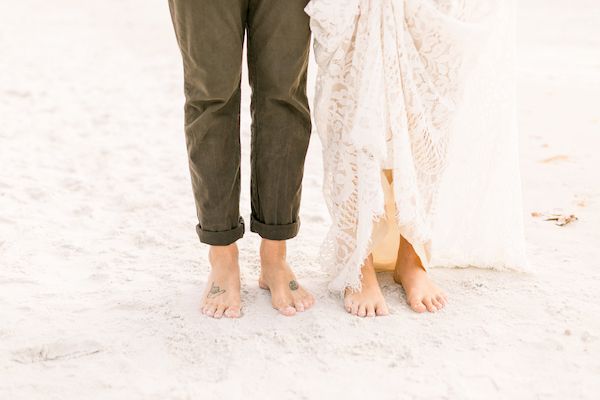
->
xmin=306 ymin=0 xmax=528 ymax=294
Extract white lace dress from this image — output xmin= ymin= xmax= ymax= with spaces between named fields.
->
xmin=305 ymin=0 xmax=528 ymax=293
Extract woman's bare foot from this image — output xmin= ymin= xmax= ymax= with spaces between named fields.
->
xmin=258 ymin=239 xmax=315 ymax=316
xmin=393 ymin=237 xmax=447 ymax=313
xmin=344 ymin=256 xmax=389 ymax=317
xmin=201 ymin=244 xmax=242 ymax=319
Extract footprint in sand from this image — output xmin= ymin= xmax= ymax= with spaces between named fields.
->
xmin=12 ymin=339 xmax=103 ymax=364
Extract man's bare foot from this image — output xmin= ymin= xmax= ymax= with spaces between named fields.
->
xmin=393 ymin=237 xmax=448 ymax=313
xmin=200 ymin=244 xmax=242 ymax=319
xmin=258 ymin=239 xmax=315 ymax=316
xmin=344 ymin=255 xmax=389 ymax=317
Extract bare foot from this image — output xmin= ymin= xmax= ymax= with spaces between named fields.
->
xmin=200 ymin=244 xmax=242 ymax=319
xmin=344 ymin=255 xmax=389 ymax=317
xmin=258 ymin=239 xmax=315 ymax=316
xmin=393 ymin=237 xmax=447 ymax=313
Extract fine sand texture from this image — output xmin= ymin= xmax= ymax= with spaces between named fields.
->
xmin=1 ymin=1 xmax=599 ymax=399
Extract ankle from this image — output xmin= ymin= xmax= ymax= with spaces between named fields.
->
xmin=208 ymin=244 xmax=239 ymax=266
xmin=394 ymin=259 xmax=425 ymax=279
xmin=398 ymin=237 xmax=422 ymax=263
xmin=260 ymin=239 xmax=287 ymax=265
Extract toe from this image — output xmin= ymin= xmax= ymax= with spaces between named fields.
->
xmin=224 ymin=306 xmax=241 ymax=318
xmin=302 ymin=293 xmax=315 ymax=310
xmin=432 ymin=298 xmax=444 ymax=310
xmin=436 ymin=294 xmax=446 ymax=306
xmin=366 ymin=304 xmax=376 ymax=317
xmin=213 ymin=305 xmax=226 ymax=319
xmin=293 ymin=300 xmax=305 ymax=312
xmin=423 ymin=297 xmax=437 ymax=313
xmin=351 ymin=301 xmax=359 ymax=315
xmin=375 ymin=302 xmax=389 ymax=316
xmin=200 ymin=301 xmax=211 ymax=315
xmin=409 ymin=298 xmax=427 ymax=313
xmin=277 ymin=304 xmax=296 ymax=317
xmin=205 ymin=304 xmax=217 ymax=317
xmin=358 ymin=304 xmax=367 ymax=317
xmin=344 ymin=296 xmax=353 ymax=313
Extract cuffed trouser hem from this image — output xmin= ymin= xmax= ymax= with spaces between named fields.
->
xmin=250 ymin=216 xmax=300 ymax=241
xmin=196 ymin=217 xmax=245 ymax=246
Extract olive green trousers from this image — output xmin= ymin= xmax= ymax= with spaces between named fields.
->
xmin=169 ymin=0 xmax=312 ymax=245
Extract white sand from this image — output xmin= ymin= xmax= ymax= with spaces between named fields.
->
xmin=1 ymin=1 xmax=599 ymax=399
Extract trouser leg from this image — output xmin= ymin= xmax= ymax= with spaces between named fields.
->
xmin=246 ymin=0 xmax=312 ymax=240
xmin=169 ymin=0 xmax=248 ymax=245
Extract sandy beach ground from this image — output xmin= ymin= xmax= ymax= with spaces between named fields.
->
xmin=1 ymin=1 xmax=599 ymax=399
